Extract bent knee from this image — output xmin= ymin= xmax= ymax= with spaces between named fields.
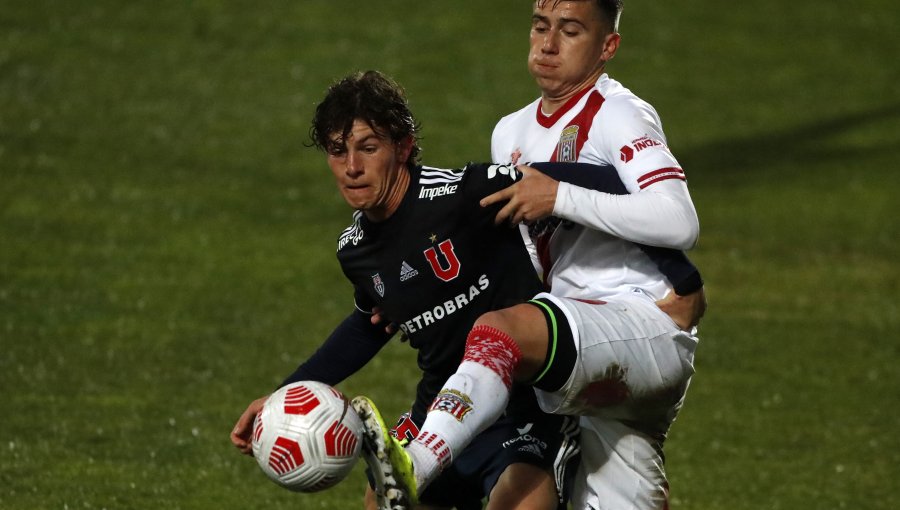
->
xmin=473 ymin=304 xmax=550 ymax=379
xmin=474 ymin=304 xmax=542 ymax=335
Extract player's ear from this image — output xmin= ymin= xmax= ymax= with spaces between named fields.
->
xmin=601 ymin=32 xmax=620 ymax=62
xmin=396 ymin=135 xmax=415 ymax=163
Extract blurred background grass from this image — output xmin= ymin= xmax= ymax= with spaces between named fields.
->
xmin=1 ymin=1 xmax=898 ymax=508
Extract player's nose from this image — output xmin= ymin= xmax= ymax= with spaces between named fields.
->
xmin=346 ymin=151 xmax=364 ymax=176
xmin=541 ymin=30 xmax=559 ymax=53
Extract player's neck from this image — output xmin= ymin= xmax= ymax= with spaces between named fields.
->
xmin=365 ymin=165 xmax=411 ymax=223
xmin=540 ymin=70 xmax=604 ymax=115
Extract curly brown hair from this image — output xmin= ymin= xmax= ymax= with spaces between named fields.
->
xmin=309 ymin=70 xmax=422 ymax=165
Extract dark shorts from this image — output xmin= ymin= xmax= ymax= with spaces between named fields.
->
xmin=370 ymin=406 xmax=580 ymax=509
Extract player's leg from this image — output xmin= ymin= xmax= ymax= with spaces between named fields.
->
xmin=571 ymin=418 xmax=670 ymax=510
xmin=403 ymin=303 xmax=552 ymax=492
xmin=528 ymin=293 xmax=697 ymax=510
xmin=365 ymin=482 xmax=457 ymax=510
xmin=486 ymin=463 xmax=558 ymax=510
xmin=528 ymin=293 xmax=697 ymax=423
xmin=483 ymin=407 xmax=579 ymax=510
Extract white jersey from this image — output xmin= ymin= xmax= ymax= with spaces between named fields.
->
xmin=491 ymin=74 xmax=699 ymax=301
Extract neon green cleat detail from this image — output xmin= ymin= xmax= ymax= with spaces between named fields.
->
xmin=351 ymin=396 xmax=418 ymax=510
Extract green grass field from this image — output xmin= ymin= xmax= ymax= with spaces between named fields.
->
xmin=2 ymin=1 xmax=899 ymax=508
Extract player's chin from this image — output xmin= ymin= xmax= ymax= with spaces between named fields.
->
xmin=342 ymin=187 xmax=372 ymax=208
xmin=530 ymin=69 xmax=561 ymax=88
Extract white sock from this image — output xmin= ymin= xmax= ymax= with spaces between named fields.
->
xmin=407 ymin=325 xmax=521 ymax=489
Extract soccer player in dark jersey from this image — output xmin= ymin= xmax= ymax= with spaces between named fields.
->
xmin=230 ymin=70 xmax=703 ymax=510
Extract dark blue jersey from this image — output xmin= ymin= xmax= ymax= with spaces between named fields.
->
xmin=337 ymin=163 xmax=543 ymax=420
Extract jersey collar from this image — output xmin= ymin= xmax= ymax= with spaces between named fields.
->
xmin=535 ymin=84 xmax=594 ymax=128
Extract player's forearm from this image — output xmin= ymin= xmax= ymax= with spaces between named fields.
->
xmin=553 ymin=180 xmax=699 ymax=249
xmin=279 ymin=309 xmax=391 ymax=388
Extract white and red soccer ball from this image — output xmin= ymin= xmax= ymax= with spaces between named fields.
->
xmin=251 ymin=381 xmax=363 ymax=492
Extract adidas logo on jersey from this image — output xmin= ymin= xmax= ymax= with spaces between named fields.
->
xmin=400 ymin=261 xmax=419 ymax=281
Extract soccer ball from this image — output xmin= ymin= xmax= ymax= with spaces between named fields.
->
xmin=251 ymin=381 xmax=363 ymax=492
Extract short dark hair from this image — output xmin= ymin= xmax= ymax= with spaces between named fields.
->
xmin=309 ymin=70 xmax=421 ymax=164
xmin=597 ymin=0 xmax=623 ymax=32
xmin=537 ymin=0 xmax=623 ymax=32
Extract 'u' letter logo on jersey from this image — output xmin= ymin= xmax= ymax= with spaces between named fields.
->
xmin=423 ymin=240 xmax=461 ymax=282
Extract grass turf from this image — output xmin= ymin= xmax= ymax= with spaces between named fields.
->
xmin=2 ymin=1 xmax=898 ymax=508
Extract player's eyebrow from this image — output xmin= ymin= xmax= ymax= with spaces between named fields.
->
xmin=558 ymin=17 xmax=588 ymax=30
xmin=532 ymin=13 xmax=589 ymax=30
xmin=353 ymin=133 xmax=381 ymax=145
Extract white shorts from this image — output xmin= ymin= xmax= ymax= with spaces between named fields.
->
xmin=531 ymin=292 xmax=698 ymax=510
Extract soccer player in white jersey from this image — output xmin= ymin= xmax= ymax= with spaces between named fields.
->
xmin=356 ymin=1 xmax=707 ymax=509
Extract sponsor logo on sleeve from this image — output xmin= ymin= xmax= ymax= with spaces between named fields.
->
xmin=620 ymin=135 xmax=665 ymax=163
xmin=337 ymin=222 xmax=364 ymax=250
xmin=486 ymin=164 xmax=521 ymax=181
xmin=418 ymin=167 xmax=463 ymax=200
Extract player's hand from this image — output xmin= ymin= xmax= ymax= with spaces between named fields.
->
xmin=481 ymin=165 xmax=559 ymax=225
xmin=231 ymin=396 xmax=268 ymax=456
xmin=655 ymin=287 xmax=707 ymax=331
xmin=371 ymin=307 xmax=398 ymax=335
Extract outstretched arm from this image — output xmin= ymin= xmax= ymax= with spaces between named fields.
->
xmin=279 ymin=308 xmax=393 ymax=388
xmin=231 ymin=308 xmax=393 ymax=455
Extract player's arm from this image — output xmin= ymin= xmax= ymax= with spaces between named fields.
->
xmin=554 ymin=178 xmax=699 ymax=249
xmin=530 ymin=162 xmax=705 ymax=328
xmin=484 ymin=162 xmax=703 ymax=294
xmin=231 ymin=293 xmax=392 ymax=455
xmin=553 ymin=99 xmax=698 ymax=250
xmin=278 ymin=306 xmax=393 ymax=388
xmin=477 ymin=162 xmax=705 ymax=329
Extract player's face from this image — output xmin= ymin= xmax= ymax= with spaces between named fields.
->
xmin=529 ymin=0 xmax=620 ymax=104
xmin=326 ymin=120 xmax=413 ymax=222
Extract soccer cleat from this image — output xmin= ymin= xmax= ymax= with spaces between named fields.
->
xmin=351 ymin=396 xmax=418 ymax=510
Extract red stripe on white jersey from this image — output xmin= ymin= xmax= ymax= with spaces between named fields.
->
xmin=637 ymin=167 xmax=685 ymax=189
xmin=535 ymin=85 xmax=594 ymax=128
xmin=549 ymin=91 xmax=606 ymax=163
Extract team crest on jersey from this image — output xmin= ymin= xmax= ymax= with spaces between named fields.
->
xmin=371 ymin=273 xmax=385 ymax=297
xmin=429 ymin=389 xmax=473 ymax=422
xmin=556 ymin=125 xmax=579 ymax=162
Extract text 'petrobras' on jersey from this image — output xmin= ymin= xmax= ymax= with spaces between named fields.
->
xmin=398 ymin=274 xmax=489 ymax=336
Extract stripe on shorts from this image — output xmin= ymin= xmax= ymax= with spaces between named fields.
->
xmin=525 ymin=297 xmax=576 ymax=393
